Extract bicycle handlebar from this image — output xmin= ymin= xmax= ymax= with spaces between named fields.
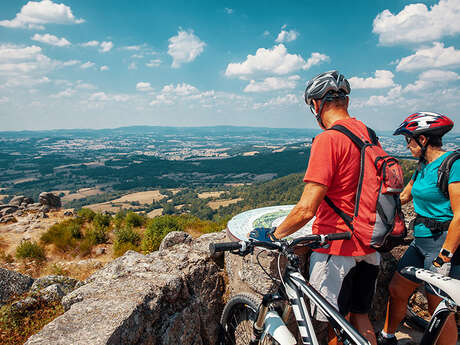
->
xmin=209 ymin=232 xmax=352 ymax=256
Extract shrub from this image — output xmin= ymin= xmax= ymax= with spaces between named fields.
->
xmin=92 ymin=213 xmax=111 ymax=228
xmin=141 ymin=215 xmax=183 ymax=253
xmin=40 ymin=219 xmax=82 ymax=252
xmin=113 ymin=210 xmax=128 ymax=228
xmin=77 ymin=208 xmax=96 ymax=222
xmin=113 ymin=225 xmax=141 ymax=257
xmin=85 ymin=224 xmax=108 ymax=246
xmin=125 ymin=212 xmax=145 ymax=228
xmin=15 ymin=241 xmax=46 ymax=261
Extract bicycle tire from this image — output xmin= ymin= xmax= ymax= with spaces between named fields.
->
xmin=220 ymin=293 xmax=280 ymax=345
xmin=406 ymin=304 xmax=460 ymax=336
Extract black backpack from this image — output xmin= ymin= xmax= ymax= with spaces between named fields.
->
xmin=437 ymin=150 xmax=460 ymax=199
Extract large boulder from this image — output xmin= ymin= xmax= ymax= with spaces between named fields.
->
xmin=159 ymin=231 xmax=193 ymax=251
xmin=25 ymin=231 xmax=226 ymax=345
xmin=38 ymin=192 xmax=61 ymax=209
xmin=10 ymin=196 xmax=34 ymax=207
xmin=0 ymin=268 xmax=34 ymax=303
xmin=31 ymin=275 xmax=80 ymax=295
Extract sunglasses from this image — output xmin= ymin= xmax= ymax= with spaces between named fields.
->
xmin=404 ymin=136 xmax=413 ymax=145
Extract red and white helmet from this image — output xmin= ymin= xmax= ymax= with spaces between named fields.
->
xmin=393 ymin=112 xmax=454 ymax=137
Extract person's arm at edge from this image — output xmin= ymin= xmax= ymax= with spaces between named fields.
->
xmin=439 ymin=181 xmax=460 ymax=261
xmin=273 ymin=181 xmax=328 ymax=239
xmin=400 ymin=180 xmax=413 ymax=205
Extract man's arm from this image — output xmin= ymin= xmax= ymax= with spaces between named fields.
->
xmin=273 ymin=181 xmax=328 ymax=239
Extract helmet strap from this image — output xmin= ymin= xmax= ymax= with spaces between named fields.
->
xmin=414 ymin=136 xmax=427 ymax=164
xmin=310 ymin=99 xmax=327 ymax=129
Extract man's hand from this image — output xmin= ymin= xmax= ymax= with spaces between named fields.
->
xmin=431 ymin=256 xmax=451 ymax=276
xmin=248 ymin=227 xmax=276 ymax=242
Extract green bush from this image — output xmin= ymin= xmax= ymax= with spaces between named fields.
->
xmin=85 ymin=224 xmax=109 ymax=246
xmin=15 ymin=241 xmax=46 ymax=261
xmin=40 ymin=219 xmax=82 ymax=251
xmin=77 ymin=208 xmax=96 ymax=222
xmin=125 ymin=212 xmax=145 ymax=228
xmin=92 ymin=213 xmax=111 ymax=228
xmin=141 ymin=215 xmax=183 ymax=253
xmin=113 ymin=210 xmax=128 ymax=228
xmin=113 ymin=226 xmax=141 ymax=257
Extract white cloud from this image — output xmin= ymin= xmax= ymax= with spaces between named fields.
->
xmin=404 ymin=69 xmax=460 ymax=92
xmin=225 ymin=8 xmax=234 ymax=14
xmin=275 ymin=26 xmax=299 ymax=43
xmin=100 ymin=65 xmax=109 ymax=71
xmin=89 ymin=92 xmax=130 ymax=102
xmin=0 ymin=96 xmax=9 ymax=104
xmin=31 ymin=33 xmax=70 ymax=47
xmin=304 ymin=52 xmax=330 ymax=70
xmin=0 ymin=44 xmax=56 ymax=76
xmin=128 ymin=62 xmax=137 ymax=70
xmin=50 ymin=88 xmax=75 ymax=98
xmin=136 ymin=82 xmax=153 ymax=92
xmin=62 ymin=60 xmax=80 ymax=66
xmin=146 ymin=59 xmax=161 ymax=67
xmin=263 ymin=30 xmax=270 ymax=37
xmin=253 ymin=94 xmax=299 ymax=109
xmin=162 ymin=83 xmax=198 ymax=95
xmin=76 ymin=81 xmax=97 ymax=90
xmin=0 ymin=0 xmax=84 ymax=29
xmin=121 ymin=45 xmax=142 ymax=51
xmin=349 ymin=70 xmax=395 ymax=89
xmin=373 ymin=0 xmax=460 ymax=45
xmin=225 ymin=45 xmax=328 ymax=78
xmin=82 ymin=40 xmax=99 ymax=47
xmin=396 ymin=42 xmax=460 ymax=71
xmin=3 ymin=76 xmax=50 ymax=88
xmin=99 ymin=41 xmax=113 ymax=53
xmin=168 ymin=29 xmax=206 ymax=68
xmin=244 ymin=75 xmax=299 ymax=93
xmin=80 ymin=61 xmax=95 ymax=69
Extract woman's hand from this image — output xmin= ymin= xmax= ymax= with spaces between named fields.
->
xmin=399 ymin=180 xmax=413 ymax=205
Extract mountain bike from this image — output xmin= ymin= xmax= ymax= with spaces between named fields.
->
xmin=210 ymin=234 xmax=460 ymax=345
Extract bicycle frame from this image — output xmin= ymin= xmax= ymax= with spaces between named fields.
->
xmin=260 ymin=263 xmax=370 ymax=345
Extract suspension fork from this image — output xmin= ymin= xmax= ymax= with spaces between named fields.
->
xmin=420 ymin=299 xmax=457 ymax=345
xmin=250 ymin=293 xmax=287 ymax=344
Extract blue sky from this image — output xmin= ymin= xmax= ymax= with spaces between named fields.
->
xmin=0 ymin=0 xmax=459 ymax=131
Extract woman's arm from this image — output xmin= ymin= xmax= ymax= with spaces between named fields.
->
xmin=400 ymin=180 xmax=413 ymax=205
xmin=439 ymin=182 xmax=460 ymax=261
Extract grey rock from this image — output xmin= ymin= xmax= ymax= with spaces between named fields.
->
xmin=40 ymin=205 xmax=50 ymax=213
xmin=26 ymin=232 xmax=226 ymax=345
xmin=27 ymin=203 xmax=42 ymax=211
xmin=0 ymin=268 xmax=34 ymax=303
xmin=38 ymin=192 xmax=61 ymax=208
xmin=94 ymin=247 xmax=106 ymax=256
xmin=39 ymin=284 xmax=65 ymax=303
xmin=159 ymin=231 xmax=193 ymax=251
xmin=10 ymin=296 xmax=39 ymax=312
xmin=31 ymin=275 xmax=79 ymax=295
xmin=0 ymin=215 xmax=17 ymax=223
xmin=1 ymin=206 xmax=18 ymax=216
xmin=63 ymin=210 xmax=74 ymax=217
xmin=10 ymin=195 xmax=26 ymax=206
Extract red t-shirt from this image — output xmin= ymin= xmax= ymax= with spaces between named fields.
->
xmin=304 ymin=117 xmax=376 ymax=256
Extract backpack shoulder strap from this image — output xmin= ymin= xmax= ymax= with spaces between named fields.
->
xmin=366 ymin=127 xmax=379 ymax=145
xmin=437 ymin=150 xmax=460 ymax=199
xmin=328 ymin=124 xmax=365 ymax=149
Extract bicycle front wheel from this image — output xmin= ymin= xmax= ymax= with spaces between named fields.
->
xmin=220 ymin=293 xmax=280 ymax=345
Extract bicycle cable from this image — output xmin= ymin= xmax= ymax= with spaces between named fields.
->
xmin=256 ymin=248 xmax=281 ymax=284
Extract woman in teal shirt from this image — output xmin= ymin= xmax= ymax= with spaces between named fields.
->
xmin=377 ymin=112 xmax=460 ymax=345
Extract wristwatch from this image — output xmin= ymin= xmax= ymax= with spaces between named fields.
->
xmin=433 ymin=256 xmax=445 ymax=268
xmin=440 ymin=248 xmax=453 ymax=259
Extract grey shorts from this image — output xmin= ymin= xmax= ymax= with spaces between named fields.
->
xmin=397 ymin=232 xmax=460 ymax=295
xmin=309 ymin=251 xmax=380 ymax=321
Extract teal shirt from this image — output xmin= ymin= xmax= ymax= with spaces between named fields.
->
xmin=411 ymin=152 xmax=460 ymax=237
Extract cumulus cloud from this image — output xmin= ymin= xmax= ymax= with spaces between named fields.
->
xmin=253 ymin=94 xmax=299 ymax=109
xmin=89 ymin=92 xmax=130 ymax=102
xmin=31 ymin=33 xmax=70 ymax=47
xmin=0 ymin=44 xmax=57 ymax=76
xmin=146 ymin=59 xmax=161 ymax=67
xmin=226 ymin=44 xmax=328 ymax=78
xmin=168 ymin=29 xmax=206 ymax=68
xmin=349 ymin=70 xmax=395 ymax=89
xmin=3 ymin=76 xmax=50 ymax=88
xmin=136 ymin=82 xmax=153 ymax=92
xmin=62 ymin=60 xmax=80 ymax=66
xmin=373 ymin=0 xmax=460 ymax=45
xmin=396 ymin=42 xmax=460 ymax=71
xmin=80 ymin=61 xmax=95 ymax=69
xmin=82 ymin=40 xmax=99 ymax=47
xmin=244 ymin=75 xmax=299 ymax=93
xmin=99 ymin=41 xmax=113 ymax=53
xmin=100 ymin=65 xmax=109 ymax=71
xmin=404 ymin=69 xmax=460 ymax=92
xmin=0 ymin=0 xmax=84 ymax=30
xmin=162 ymin=83 xmax=198 ymax=95
xmin=121 ymin=45 xmax=143 ymax=51
xmin=275 ymin=26 xmax=299 ymax=43
xmin=50 ymin=88 xmax=75 ymax=98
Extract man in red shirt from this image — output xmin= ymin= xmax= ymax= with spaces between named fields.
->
xmin=273 ymin=71 xmax=379 ymax=345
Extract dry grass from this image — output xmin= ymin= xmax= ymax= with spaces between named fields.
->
xmin=197 ymin=191 xmax=225 ymax=199
xmin=207 ymin=198 xmax=243 ymax=210
xmin=85 ymin=190 xmax=167 ymax=213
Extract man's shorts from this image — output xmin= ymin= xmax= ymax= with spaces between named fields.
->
xmin=397 ymin=232 xmax=460 ymax=295
xmin=309 ymin=251 xmax=380 ymax=321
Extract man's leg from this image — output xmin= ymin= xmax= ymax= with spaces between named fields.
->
xmin=350 ymin=313 xmax=377 ymax=345
xmin=426 ymin=293 xmax=458 ymax=345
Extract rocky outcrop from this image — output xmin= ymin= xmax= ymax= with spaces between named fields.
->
xmin=25 ymin=231 xmax=226 ymax=345
xmin=0 ymin=267 xmax=35 ymax=303
xmin=39 ymin=192 xmax=61 ymax=209
xmin=159 ymin=231 xmax=193 ymax=251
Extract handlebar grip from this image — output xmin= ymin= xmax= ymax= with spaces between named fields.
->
xmin=209 ymin=242 xmax=242 ymax=256
xmin=327 ymin=232 xmax=351 ymax=241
